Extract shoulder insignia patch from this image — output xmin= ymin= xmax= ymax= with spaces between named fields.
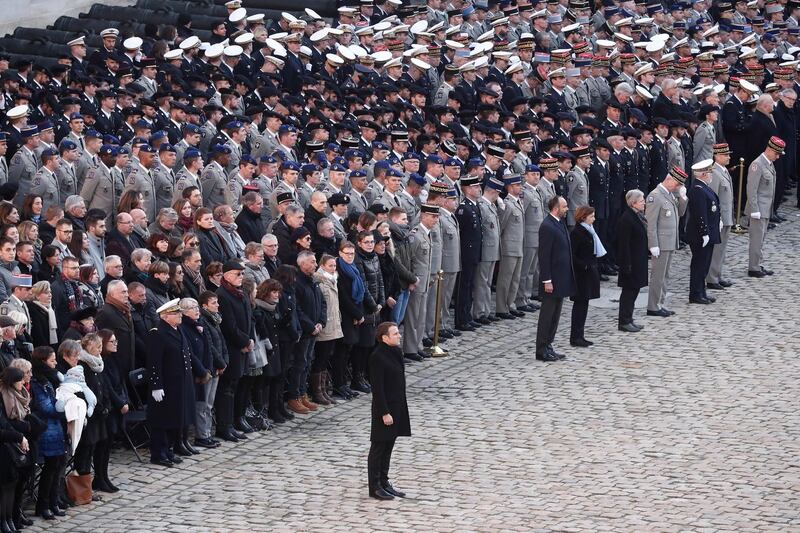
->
xmin=647 ymin=196 xmax=654 ymax=203
xmin=750 ymin=163 xmax=757 ymax=172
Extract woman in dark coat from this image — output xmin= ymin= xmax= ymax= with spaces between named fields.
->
xmin=367 ymin=322 xmax=410 ymax=501
xmin=252 ymin=280 xmax=287 ymax=422
xmin=336 ymin=241 xmax=367 ymax=400
xmin=272 ymin=267 xmax=301 ymax=421
xmin=195 ymin=208 xmax=232 ymax=265
xmin=353 ymin=231 xmax=385 ymax=394
xmin=0 ymin=375 xmax=25 ymax=533
xmin=96 ymin=329 xmax=129 ymax=493
xmin=29 ymin=346 xmax=66 ymax=520
xmin=616 ymin=190 xmax=649 ymax=332
xmin=178 ymin=298 xmax=211 ymax=456
xmin=195 ymin=291 xmax=228 ymax=447
xmin=146 ymin=303 xmax=195 ymax=467
xmin=569 ymin=206 xmax=603 ymax=347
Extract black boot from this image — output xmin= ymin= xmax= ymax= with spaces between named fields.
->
xmin=234 ymin=416 xmax=255 ymax=433
xmin=173 ymin=440 xmax=193 ymax=457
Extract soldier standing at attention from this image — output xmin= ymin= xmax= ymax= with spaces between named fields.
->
xmin=402 ymin=204 xmax=437 ymax=363
xmin=746 ymin=137 xmax=784 ymax=278
xmin=454 ymin=176 xmax=482 ymax=331
xmin=495 ymin=175 xmax=525 ymax=320
xmin=30 ymin=149 xmax=61 ymax=213
xmin=706 ymin=144 xmax=735 ymax=290
xmin=123 ymin=144 xmax=158 ymax=221
xmin=200 ymin=144 xmax=232 ymax=210
xmin=473 ymin=178 xmax=502 ymax=324
xmin=516 ymin=164 xmax=544 ymax=313
xmin=566 ymin=146 xmax=591 ymax=229
xmin=644 ymin=166 xmax=688 ymax=317
xmin=436 ymin=186 xmax=461 ymax=340
xmin=686 ymin=159 xmax=721 ymax=304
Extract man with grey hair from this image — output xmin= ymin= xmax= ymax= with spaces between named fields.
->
xmin=100 ymin=255 xmax=123 ymax=296
xmin=693 ymin=104 xmax=719 ymax=163
xmin=63 ymin=195 xmax=87 ymax=230
xmin=148 ymin=208 xmax=181 ymax=239
xmin=243 ymin=242 xmax=270 ymax=285
xmin=130 ymin=208 xmax=150 ymax=245
xmin=261 ymin=233 xmax=281 ymax=277
xmin=274 ymin=203 xmax=305 ymax=264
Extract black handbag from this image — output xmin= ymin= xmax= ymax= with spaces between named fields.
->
xmin=4 ymin=442 xmax=31 ymax=469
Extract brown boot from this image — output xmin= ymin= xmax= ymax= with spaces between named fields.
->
xmin=301 ymin=394 xmax=318 ymax=411
xmin=287 ymin=398 xmax=310 ymax=414
xmin=310 ymin=373 xmax=330 ymax=406
xmin=321 ymin=371 xmax=337 ymax=405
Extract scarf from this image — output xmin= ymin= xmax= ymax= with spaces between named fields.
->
xmin=221 ymin=277 xmax=244 ymax=298
xmin=201 ymin=308 xmax=222 ymax=326
xmin=255 ymin=299 xmax=277 ymax=312
xmin=107 ymin=295 xmax=132 ymax=321
xmin=185 ymin=265 xmax=206 ymax=293
xmin=32 ymin=361 xmax=61 ymax=389
xmin=178 ymin=215 xmax=193 ymax=233
xmin=580 ymin=222 xmax=607 ymax=258
xmin=61 ymin=274 xmax=80 ymax=312
xmin=33 ymin=301 xmax=59 ymax=344
xmin=0 ymin=383 xmax=30 ymax=420
xmin=69 ymin=320 xmax=98 ymax=335
xmin=337 ymin=257 xmax=365 ymax=304
xmin=78 ymin=350 xmax=104 ymax=373
xmin=320 ymin=270 xmax=338 ymax=282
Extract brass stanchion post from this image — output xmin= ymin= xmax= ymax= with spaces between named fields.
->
xmin=732 ymin=157 xmax=747 ymax=234
xmin=425 ymin=270 xmax=448 ymax=357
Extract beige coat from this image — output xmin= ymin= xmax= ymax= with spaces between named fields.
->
xmin=314 ymin=270 xmax=343 ymax=342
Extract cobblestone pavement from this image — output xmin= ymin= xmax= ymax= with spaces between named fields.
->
xmin=30 ymin=207 xmax=800 ymax=533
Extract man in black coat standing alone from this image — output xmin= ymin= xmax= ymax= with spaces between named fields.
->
xmin=535 ymin=196 xmax=574 ymax=362
xmin=214 ymin=260 xmax=255 ymax=441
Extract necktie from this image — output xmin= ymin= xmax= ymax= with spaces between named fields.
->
xmin=394 ymin=196 xmax=400 ymax=207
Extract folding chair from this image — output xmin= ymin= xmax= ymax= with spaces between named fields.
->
xmin=122 ymin=368 xmax=151 ymax=463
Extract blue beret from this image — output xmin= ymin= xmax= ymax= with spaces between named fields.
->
xmin=445 ymin=157 xmax=461 ymax=167
xmin=467 ymin=157 xmax=484 ymax=168
xmin=330 ymin=163 xmax=347 ymax=172
xmin=326 ymin=142 xmax=341 ymax=153
xmin=344 ymin=149 xmax=363 ymax=159
xmin=301 ymin=163 xmax=319 ymax=174
xmin=159 ymin=143 xmax=176 ymax=153
xmin=333 ymin=156 xmax=347 ymax=166
xmin=525 ymin=164 xmax=541 ymax=173
xmin=40 ymin=148 xmax=59 ymax=158
xmin=84 ymin=129 xmax=102 ymax=140
xmin=280 ymin=160 xmax=300 ymax=171
xmin=59 ymin=140 xmax=78 ymax=152
xmin=150 ymin=130 xmax=167 ymax=141
xmin=0 ymin=132 xmax=7 ymax=142
xmin=69 ymin=112 xmax=83 ymax=121
xmin=388 ymin=168 xmax=404 ymax=178
xmin=225 ymin=120 xmax=244 ymax=130
xmin=210 ymin=144 xmax=232 ymax=155
xmin=409 ymin=173 xmax=426 ymax=186
xmin=103 ymin=134 xmax=120 ymax=145
xmin=118 ymin=146 xmax=130 ymax=155
xmin=134 ymin=119 xmax=152 ymax=129
xmin=139 ymin=145 xmax=156 ymax=153
xmin=259 ymin=155 xmax=277 ymax=164
xmin=99 ymin=144 xmax=119 ymax=156
xmin=427 ymin=154 xmax=444 ymax=164
xmin=240 ymin=154 xmax=257 ymax=165
xmin=387 ymin=156 xmax=401 ymax=165
xmin=37 ymin=121 xmax=53 ymax=132
xmin=372 ymin=141 xmax=389 ymax=150
xmin=183 ymin=124 xmax=201 ymax=134
xmin=278 ymin=124 xmax=296 ymax=133
xmin=403 ymin=151 xmax=420 ymax=161
xmin=350 ymin=170 xmax=367 ymax=179
xmin=374 ymin=161 xmax=391 ymax=171
xmin=184 ymin=148 xmax=201 ymax=159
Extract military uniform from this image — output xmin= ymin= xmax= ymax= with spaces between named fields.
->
xmin=454 ymin=196 xmax=481 ymax=327
xmin=55 ymin=160 xmax=79 ymax=201
xmin=516 ymin=181 xmax=544 ymax=309
xmin=402 ymin=225 xmax=432 ymax=355
xmin=251 ymin=130 xmax=280 ymax=160
xmin=424 ymin=219 xmax=443 ymax=340
xmin=686 ymin=178 xmax=721 ymax=301
xmin=200 ymin=160 xmax=228 ymax=210
xmin=30 ymin=167 xmax=61 ymax=213
xmin=226 ymin=170 xmax=246 ymax=215
xmin=437 ymin=207 xmax=460 ymax=333
xmin=693 ymin=122 xmax=715 ymax=163
xmin=173 ymin=167 xmax=202 ymax=203
xmin=9 ymin=146 xmax=38 ymax=208
xmin=745 ymin=153 xmax=776 ymax=273
xmin=473 ymin=196 xmax=500 ymax=320
xmin=644 ymin=184 xmax=688 ymax=312
xmin=124 ymin=161 xmax=158 ymax=221
xmin=151 ymin=163 xmax=176 ymax=214
xmin=81 ymin=162 xmax=122 ymax=219
xmin=565 ymin=167 xmax=588 ymax=227
xmin=269 ymin=181 xmax=298 ymax=219
xmin=495 ymin=193 xmax=525 ymax=315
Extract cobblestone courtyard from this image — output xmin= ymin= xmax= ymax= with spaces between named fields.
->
xmin=31 ymin=208 xmax=800 ymax=532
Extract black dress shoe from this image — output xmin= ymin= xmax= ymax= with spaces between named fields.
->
xmin=487 ymin=315 xmax=502 ymax=322
xmin=570 ymin=338 xmax=591 ymax=347
xmin=706 ymin=282 xmax=724 ymax=290
xmin=232 ymin=429 xmax=247 ymax=439
xmin=404 ymin=352 xmax=423 ymax=362
xmin=216 ymin=430 xmax=240 ymax=442
xmin=17 ymin=512 xmax=33 ymax=527
xmin=469 ymin=320 xmax=482 ymax=328
xmin=689 ymin=297 xmax=712 ymax=304
xmin=50 ymin=507 xmax=67 ymax=516
xmin=719 ymin=279 xmax=733 ymax=287
xmin=422 ymin=337 xmax=433 ymax=347
xmin=167 ymin=454 xmax=183 ymax=464
xmin=536 ymin=352 xmax=560 ymax=362
xmin=769 ymin=214 xmax=781 ymax=223
xmin=383 ymin=483 xmax=406 ymax=498
xmin=496 ymin=312 xmax=516 ymax=319
xmin=150 ymin=458 xmax=174 ymax=468
xmin=705 ymin=295 xmax=716 ymax=303
xmin=448 ymin=328 xmax=461 ymax=337
xmin=418 ymin=350 xmax=431 ymax=359
xmin=438 ymin=330 xmax=453 ymax=339
xmin=194 ymin=438 xmax=217 ymax=449
xmin=183 ymin=440 xmax=200 ymax=455
xmin=35 ymin=510 xmax=55 ymax=520
xmin=618 ymin=323 xmax=641 ymax=332
xmin=761 ymin=266 xmax=774 ymax=275
xmin=748 ymin=269 xmax=766 ymax=278
xmin=477 ymin=317 xmax=491 ymax=325
xmin=663 ymin=308 xmax=676 ymax=316
xmin=768 ymin=222 xmax=777 ymax=229
xmin=234 ymin=417 xmax=255 ymax=433
xmin=456 ymin=324 xmax=475 ymax=332
xmin=173 ymin=441 xmax=193 ymax=457
xmin=647 ymin=308 xmax=670 ymax=317
xmin=525 ymin=303 xmax=541 ymax=312
xmin=510 ymin=309 xmax=525 ymax=317
xmin=369 ymin=486 xmax=394 ymax=500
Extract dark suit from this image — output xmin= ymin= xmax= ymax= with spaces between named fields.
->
xmin=615 ymin=207 xmax=648 ymax=325
xmin=686 ymin=179 xmax=721 ymax=300
xmin=535 ymin=215 xmax=574 ymax=357
xmin=569 ymin=224 xmax=601 ymax=342
xmin=454 ymin=197 xmax=481 ymax=326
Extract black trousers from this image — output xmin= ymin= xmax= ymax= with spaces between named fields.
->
xmin=367 ymin=438 xmax=396 ymax=490
xmin=149 ymin=427 xmax=178 ymax=461
xmin=535 ymin=293 xmax=563 ymax=355
xmin=36 ymin=455 xmax=64 ymax=512
xmin=688 ymin=241 xmax=713 ymax=299
xmin=312 ymin=339 xmax=337 ymax=373
xmin=214 ymin=370 xmax=240 ymax=431
xmin=331 ymin=341 xmax=352 ymax=388
xmin=618 ymin=287 xmax=639 ymax=326
xmin=73 ymin=437 xmax=95 ymax=475
xmin=455 ymin=262 xmax=477 ymax=326
xmin=570 ymin=298 xmax=589 ymax=341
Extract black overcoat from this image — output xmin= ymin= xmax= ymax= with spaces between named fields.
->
xmin=146 ymin=320 xmax=194 ymax=430
xmin=216 ymin=284 xmax=254 ymax=380
xmin=616 ymin=208 xmax=649 ymax=290
xmin=570 ymin=224 xmax=601 ymax=302
xmin=369 ymin=342 xmax=411 ymax=442
xmin=95 ymin=302 xmax=137 ymax=379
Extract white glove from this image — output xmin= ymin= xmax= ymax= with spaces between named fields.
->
xmin=649 ymin=246 xmax=660 ymax=258
xmin=751 ymin=212 xmax=761 ymax=220
xmin=702 ymin=235 xmax=710 ymax=248
xmin=151 ymin=389 xmax=165 ymax=402
xmin=678 ymin=186 xmax=687 ymax=198
xmin=719 ymin=220 xmax=723 ymax=231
